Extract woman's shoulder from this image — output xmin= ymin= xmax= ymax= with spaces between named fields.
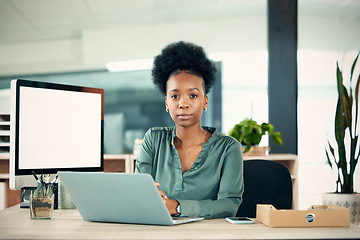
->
xmin=204 ymin=127 xmax=238 ymax=143
xmin=144 ymin=127 xmax=174 ymax=140
xmin=214 ymin=132 xmax=241 ymax=147
xmin=204 ymin=126 xmax=240 ymax=149
xmin=146 ymin=126 xmax=174 ymax=134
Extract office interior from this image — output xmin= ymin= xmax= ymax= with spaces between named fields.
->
xmin=0 ymin=0 xmax=359 ymax=212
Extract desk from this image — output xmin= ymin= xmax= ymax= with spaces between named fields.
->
xmin=0 ymin=205 xmax=359 ymax=239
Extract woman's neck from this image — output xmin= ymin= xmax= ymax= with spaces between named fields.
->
xmin=175 ymin=125 xmax=206 ymax=148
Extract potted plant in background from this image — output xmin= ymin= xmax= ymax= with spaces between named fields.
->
xmin=324 ymin=51 xmax=360 ymax=225
xmin=229 ymin=118 xmax=282 ymax=155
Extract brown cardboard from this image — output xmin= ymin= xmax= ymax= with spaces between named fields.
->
xmin=256 ymin=204 xmax=350 ymax=228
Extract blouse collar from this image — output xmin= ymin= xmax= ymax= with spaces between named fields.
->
xmin=171 ymin=126 xmax=218 ymax=146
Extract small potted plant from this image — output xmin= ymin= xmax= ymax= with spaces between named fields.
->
xmin=228 ymin=118 xmax=282 ymax=155
xmin=30 ymin=177 xmax=55 ymax=219
xmin=324 ymin=51 xmax=360 ymax=224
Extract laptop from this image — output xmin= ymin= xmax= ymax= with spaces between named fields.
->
xmin=58 ymin=172 xmax=204 ymax=225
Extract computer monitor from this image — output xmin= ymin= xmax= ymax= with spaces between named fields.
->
xmin=9 ymin=79 xmax=104 ymax=191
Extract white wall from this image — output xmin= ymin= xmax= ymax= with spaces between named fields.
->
xmin=299 ymin=15 xmax=360 ymax=51
xmin=0 ymin=89 xmax=10 ymax=112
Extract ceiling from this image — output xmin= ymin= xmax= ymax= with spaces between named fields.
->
xmin=0 ymin=0 xmax=359 ymax=45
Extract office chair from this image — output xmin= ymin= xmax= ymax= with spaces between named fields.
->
xmin=236 ymin=159 xmax=293 ymax=218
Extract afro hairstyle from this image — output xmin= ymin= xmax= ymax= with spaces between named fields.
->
xmin=152 ymin=41 xmax=217 ymax=95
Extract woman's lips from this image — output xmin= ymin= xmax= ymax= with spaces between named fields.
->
xmin=177 ymin=114 xmax=192 ymax=120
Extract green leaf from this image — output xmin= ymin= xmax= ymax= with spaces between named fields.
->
xmin=244 ymin=144 xmax=251 ymax=153
xmin=327 ymin=140 xmax=335 ymax=158
xmin=271 ymin=132 xmax=283 ymax=145
xmin=354 ymin=68 xmax=360 ymax=134
xmin=335 ymin=62 xmax=346 ymax=145
xmin=261 ymin=122 xmax=274 ymax=135
xmin=228 ymin=127 xmax=240 ymax=141
xmin=325 ymin=149 xmax=333 ymax=170
xmin=242 ymin=125 xmax=253 ymax=136
xmin=350 ymin=51 xmax=360 ymax=82
xmin=342 ymin=85 xmax=352 ymax=130
xmin=335 ymin=100 xmax=347 ymax=166
xmin=251 ymin=133 xmax=262 ymax=145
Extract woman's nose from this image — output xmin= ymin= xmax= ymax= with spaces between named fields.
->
xmin=179 ymin=97 xmax=190 ymax=109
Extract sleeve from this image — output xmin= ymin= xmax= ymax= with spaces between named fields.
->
xmin=135 ymin=129 xmax=155 ymax=175
xmin=178 ymin=140 xmax=244 ymax=219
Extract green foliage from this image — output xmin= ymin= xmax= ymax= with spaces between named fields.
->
xmin=229 ymin=118 xmax=283 ymax=153
xmin=32 ymin=183 xmax=53 ymax=198
xmin=326 ymin=51 xmax=360 ymax=194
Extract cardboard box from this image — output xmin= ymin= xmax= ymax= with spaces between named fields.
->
xmin=256 ymin=204 xmax=350 ymax=228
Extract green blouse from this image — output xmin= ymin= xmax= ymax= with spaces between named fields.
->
xmin=135 ymin=126 xmax=244 ymax=219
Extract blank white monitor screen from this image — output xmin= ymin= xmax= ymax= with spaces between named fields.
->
xmin=10 ymin=79 xmax=104 ymax=190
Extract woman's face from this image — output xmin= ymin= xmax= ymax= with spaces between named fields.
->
xmin=165 ymin=72 xmax=208 ymax=128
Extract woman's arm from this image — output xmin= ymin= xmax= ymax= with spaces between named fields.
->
xmin=135 ymin=129 xmax=154 ymax=174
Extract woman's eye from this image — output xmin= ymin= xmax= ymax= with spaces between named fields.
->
xmin=171 ymin=95 xmax=179 ymax=99
xmin=190 ymin=94 xmax=198 ymax=98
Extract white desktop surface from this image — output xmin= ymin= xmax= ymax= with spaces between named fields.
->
xmin=0 ymin=205 xmax=359 ymax=239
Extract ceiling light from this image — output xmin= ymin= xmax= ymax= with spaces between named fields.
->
xmin=106 ymin=59 xmax=153 ymax=72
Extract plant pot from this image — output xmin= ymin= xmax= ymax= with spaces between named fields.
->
xmin=242 ymin=146 xmax=270 ymax=156
xmin=30 ymin=194 xmax=54 ymax=219
xmin=322 ymin=192 xmax=360 ymax=225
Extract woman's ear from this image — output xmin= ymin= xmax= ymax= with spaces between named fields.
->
xmin=165 ymin=96 xmax=169 ymax=112
xmin=204 ymin=95 xmax=209 ymax=111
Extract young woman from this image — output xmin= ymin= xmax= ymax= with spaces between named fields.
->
xmin=135 ymin=41 xmax=243 ymax=219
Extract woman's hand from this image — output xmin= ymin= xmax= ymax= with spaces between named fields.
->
xmin=154 ymin=182 xmax=167 ymax=200
xmin=155 ymin=182 xmax=179 ymax=215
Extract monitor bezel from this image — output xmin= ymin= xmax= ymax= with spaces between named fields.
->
xmin=12 ymin=79 xmax=104 ymax=176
